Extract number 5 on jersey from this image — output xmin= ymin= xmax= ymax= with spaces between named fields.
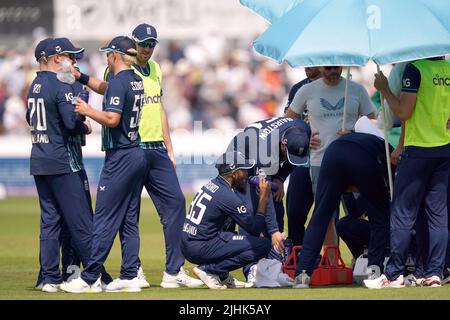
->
xmin=187 ymin=191 xmax=212 ymax=225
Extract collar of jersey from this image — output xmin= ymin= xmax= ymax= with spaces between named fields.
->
xmin=133 ymin=62 xmax=151 ymax=77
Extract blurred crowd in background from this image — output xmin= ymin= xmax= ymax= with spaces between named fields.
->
xmin=0 ymin=35 xmax=381 ymax=136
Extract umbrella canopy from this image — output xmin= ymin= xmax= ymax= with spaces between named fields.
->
xmin=252 ymin=0 xmax=450 ymax=67
xmin=239 ymin=0 xmax=304 ymax=23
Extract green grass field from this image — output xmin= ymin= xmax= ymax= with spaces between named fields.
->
xmin=0 ymin=196 xmax=449 ymax=300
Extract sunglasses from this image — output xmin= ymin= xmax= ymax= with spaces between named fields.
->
xmin=138 ymin=40 xmax=157 ymax=48
xmin=323 ymin=66 xmax=341 ymax=70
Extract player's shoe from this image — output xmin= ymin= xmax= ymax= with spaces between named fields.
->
xmin=221 ymin=275 xmax=246 ymax=288
xmin=41 ymin=283 xmax=60 ymax=293
xmin=160 ymin=267 xmax=204 ymax=288
xmin=366 ymin=265 xmax=381 ymax=280
xmin=245 ymin=265 xmax=257 ymax=288
xmin=193 ymin=267 xmax=226 ymax=290
xmin=363 ymin=274 xmax=405 ymax=289
xmin=293 ymin=270 xmax=310 ymax=289
xmin=60 ymin=276 xmax=102 ymax=293
xmin=35 ymin=282 xmax=43 ymax=290
xmin=105 ymin=277 xmax=141 ymax=292
xmin=137 ymin=266 xmax=150 ymax=288
xmin=442 ymin=268 xmax=450 ymax=285
xmin=423 ymin=276 xmax=442 ymax=288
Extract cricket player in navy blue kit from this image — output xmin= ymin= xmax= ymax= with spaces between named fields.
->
xmin=284 ymin=67 xmax=321 ymax=246
xmin=60 ymin=36 xmax=147 ymax=293
xmin=365 ymin=58 xmax=450 ymax=288
xmin=293 ymin=133 xmax=393 ymax=288
xmin=70 ymin=24 xmax=202 ymax=289
xmin=228 ymin=117 xmax=311 ymax=244
xmin=27 ymin=38 xmax=95 ymax=293
xmin=182 ymin=151 xmax=272 ymax=289
xmin=227 ymin=117 xmax=310 ymax=285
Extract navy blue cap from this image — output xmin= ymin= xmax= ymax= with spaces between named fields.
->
xmin=34 ymin=38 xmax=53 ymax=62
xmin=132 ymin=23 xmax=158 ymax=43
xmin=100 ymin=36 xmax=137 ymax=56
xmin=46 ymin=37 xmax=85 ymax=58
xmin=215 ymin=151 xmax=255 ymax=176
xmin=282 ymin=124 xmax=311 ymax=166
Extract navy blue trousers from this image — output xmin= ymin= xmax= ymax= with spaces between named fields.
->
xmin=181 ymin=232 xmax=271 ymax=276
xmin=385 ymin=155 xmax=450 ymax=280
xmin=286 ymin=166 xmax=314 ymax=245
xmin=296 ymin=140 xmax=391 ymax=275
xmin=81 ymin=147 xmax=146 ymax=284
xmin=34 ymin=170 xmax=94 ymax=284
xmin=138 ymin=148 xmax=186 ymax=275
xmin=336 ymin=215 xmax=370 ymax=260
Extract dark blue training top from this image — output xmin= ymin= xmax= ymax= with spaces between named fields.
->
xmin=227 ymin=116 xmax=309 ymax=179
xmin=182 ymin=176 xmax=266 ymax=241
xmin=101 ymin=69 xmax=144 ymax=151
xmin=67 ymin=80 xmax=85 ymax=171
xmin=26 ymin=71 xmax=89 ymax=175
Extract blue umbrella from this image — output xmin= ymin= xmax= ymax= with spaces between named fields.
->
xmin=239 ymin=0 xmax=304 ymax=23
xmin=252 ymin=0 xmax=450 ymax=67
xmin=244 ymin=0 xmax=450 ymax=199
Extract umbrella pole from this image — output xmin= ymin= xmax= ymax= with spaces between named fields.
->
xmin=376 ymin=64 xmax=394 ymax=201
xmin=342 ymin=66 xmax=351 ymax=131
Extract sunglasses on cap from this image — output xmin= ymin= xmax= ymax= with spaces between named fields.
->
xmin=323 ymin=66 xmax=341 ymax=70
xmin=138 ymin=40 xmax=158 ymax=48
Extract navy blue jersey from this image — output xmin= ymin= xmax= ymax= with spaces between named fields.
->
xmin=227 ymin=117 xmax=308 ymax=177
xmin=182 ymin=176 xmax=266 ymax=241
xmin=101 ymin=69 xmax=144 ymax=151
xmin=285 ymin=78 xmax=312 ymax=111
xmin=67 ymin=81 xmax=85 ymax=171
xmin=26 ymin=71 xmax=89 ymax=175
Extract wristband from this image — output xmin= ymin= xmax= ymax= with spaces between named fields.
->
xmin=78 ymin=72 xmax=90 ymax=86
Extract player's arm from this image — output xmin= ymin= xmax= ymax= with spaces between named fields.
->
xmin=72 ymin=68 xmax=108 ymax=95
xmin=221 ymin=178 xmax=271 ymax=236
xmin=374 ymin=66 xmax=418 ymax=121
xmin=57 ymin=86 xmax=90 ymax=134
xmin=75 ymin=79 xmax=124 ymax=128
xmin=75 ymin=99 xmax=120 ymax=128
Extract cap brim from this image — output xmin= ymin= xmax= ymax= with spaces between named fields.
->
xmin=287 ymin=152 xmax=309 ymax=166
xmin=236 ymin=159 xmax=256 ymax=171
xmin=133 ymin=36 xmax=159 ymax=43
xmin=99 ymin=47 xmax=113 ymax=52
xmin=61 ymin=47 xmax=85 ymax=54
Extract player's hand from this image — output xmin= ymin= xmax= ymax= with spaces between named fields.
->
xmin=71 ymin=65 xmax=81 ymax=79
xmin=258 ymin=176 xmax=271 ymax=201
xmin=310 ymin=131 xmax=321 ymax=150
xmin=336 ymin=129 xmax=352 ymax=136
xmin=390 ymin=145 xmax=403 ymax=165
xmin=84 ymin=120 xmax=92 ymax=135
xmin=168 ymin=149 xmax=177 ymax=169
xmin=271 ymin=178 xmax=284 ymax=202
xmin=75 ymin=98 xmax=91 ymax=116
xmin=374 ymin=71 xmax=389 ymax=92
xmin=271 ymin=231 xmax=285 ymax=253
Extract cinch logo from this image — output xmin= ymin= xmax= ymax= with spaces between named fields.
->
xmin=143 ymin=94 xmax=161 ymax=104
xmin=432 ymin=75 xmax=450 ymax=86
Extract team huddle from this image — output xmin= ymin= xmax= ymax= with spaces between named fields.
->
xmin=27 ymin=22 xmax=450 ymax=293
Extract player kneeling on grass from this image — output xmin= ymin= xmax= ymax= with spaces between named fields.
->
xmin=60 ymin=36 xmax=147 ymax=293
xmin=181 ymin=151 xmax=272 ymax=289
